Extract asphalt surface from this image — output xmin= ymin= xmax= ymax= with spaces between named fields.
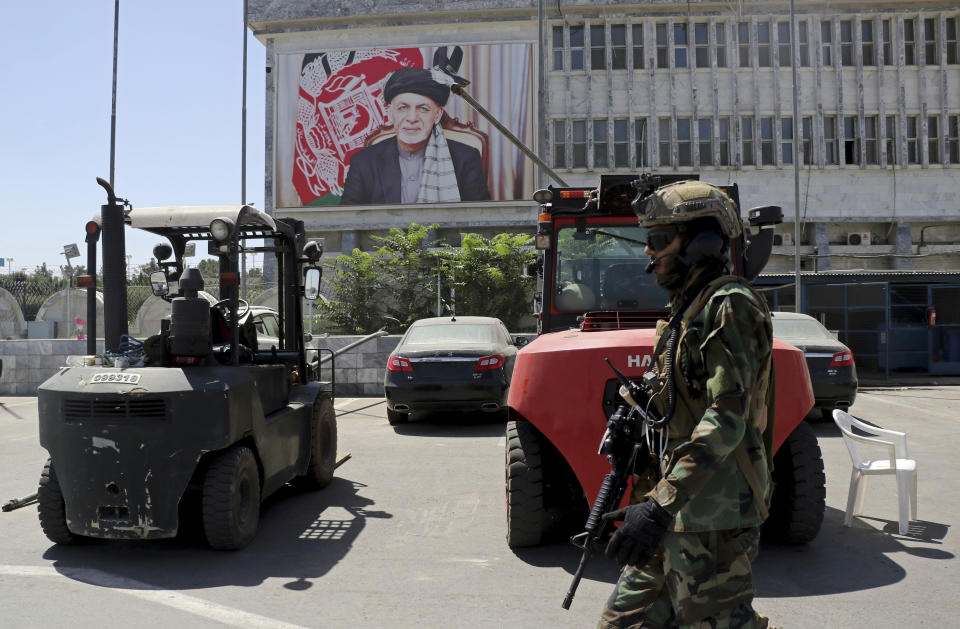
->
xmin=1 ymin=389 xmax=958 ymax=628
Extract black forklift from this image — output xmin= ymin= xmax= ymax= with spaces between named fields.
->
xmin=34 ymin=179 xmax=338 ymax=549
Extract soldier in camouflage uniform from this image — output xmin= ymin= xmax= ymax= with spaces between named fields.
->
xmin=598 ymin=181 xmax=777 ymax=629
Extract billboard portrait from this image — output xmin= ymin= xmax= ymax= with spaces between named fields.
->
xmin=275 ymin=44 xmax=535 ymax=208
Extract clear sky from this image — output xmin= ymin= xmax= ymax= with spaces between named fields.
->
xmin=0 ymin=1 xmax=266 ymax=276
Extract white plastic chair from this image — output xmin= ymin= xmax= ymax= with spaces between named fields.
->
xmin=832 ymin=410 xmax=918 ymax=535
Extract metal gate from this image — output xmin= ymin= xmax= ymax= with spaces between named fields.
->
xmin=806 ymin=282 xmax=889 ymax=378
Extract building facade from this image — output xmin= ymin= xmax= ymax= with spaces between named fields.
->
xmin=249 ymin=1 xmax=960 ymax=375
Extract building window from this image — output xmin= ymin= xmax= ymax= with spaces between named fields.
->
xmin=635 ymin=119 xmax=648 ymax=167
xmin=862 ymin=20 xmax=875 ymax=66
xmin=741 ymin=116 xmax=755 ymax=166
xmin=656 ymin=24 xmax=669 ymax=68
xmin=885 ymin=115 xmax=897 ymax=165
xmin=695 ymin=22 xmax=710 ymax=67
xmin=570 ymin=25 xmax=585 ymax=70
xmin=882 ymin=20 xmax=893 ymax=65
xmin=553 ymin=26 xmax=564 ymax=70
xmin=799 ymin=21 xmax=810 ymax=66
xmin=760 ymin=117 xmax=775 ymax=165
xmin=632 ymin=24 xmax=645 ymax=69
xmin=698 ymin=118 xmax=713 ymax=166
xmin=844 ymin=116 xmax=859 ymax=165
xmin=904 ymin=19 xmax=916 ymax=65
xmin=821 ymin=20 xmax=833 ymax=66
xmin=928 ymin=116 xmax=940 ymax=164
xmin=906 ymin=116 xmax=919 ymax=164
xmin=925 ymin=18 xmax=938 ymax=65
xmin=715 ymin=23 xmax=728 ymax=67
xmin=614 ymin=119 xmax=629 ymax=167
xmin=674 ymin=23 xmax=689 ymax=68
xmin=611 ymin=25 xmax=627 ymax=70
xmin=738 ymin=22 xmax=751 ymax=67
xmin=824 ymin=116 xmax=839 ymax=165
xmin=719 ymin=117 xmax=731 ymax=166
xmin=840 ymin=20 xmax=854 ymax=66
xmin=658 ymin=118 xmax=672 ymax=166
xmin=802 ymin=116 xmax=813 ymax=164
xmin=573 ymin=120 xmax=587 ymax=167
xmin=553 ymin=120 xmax=567 ymax=168
xmin=865 ymin=116 xmax=878 ymax=164
xmin=948 ymin=115 xmax=959 ymax=163
xmin=778 ymin=21 xmax=791 ymax=67
xmin=677 ymin=118 xmax=692 ymax=166
xmin=594 ymin=119 xmax=608 ymax=168
xmin=591 ymin=24 xmax=606 ymax=70
xmin=948 ymin=18 xmax=958 ymax=65
xmin=757 ymin=21 xmax=771 ymax=67
xmin=781 ymin=117 xmax=793 ymax=164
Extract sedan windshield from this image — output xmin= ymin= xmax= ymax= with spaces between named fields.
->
xmin=555 ymin=224 xmax=666 ymax=312
xmin=403 ymin=324 xmax=498 ymax=345
xmin=772 ymin=318 xmax=836 ymax=340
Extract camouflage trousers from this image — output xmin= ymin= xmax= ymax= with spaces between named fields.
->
xmin=598 ymin=527 xmax=773 ymax=629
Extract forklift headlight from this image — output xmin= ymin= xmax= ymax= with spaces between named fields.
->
xmin=210 ymin=218 xmax=235 ymax=242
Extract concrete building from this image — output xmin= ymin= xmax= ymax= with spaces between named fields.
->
xmin=248 ymin=1 xmax=960 ymax=376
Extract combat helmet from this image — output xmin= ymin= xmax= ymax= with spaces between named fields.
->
xmin=635 ymin=180 xmax=742 ymax=239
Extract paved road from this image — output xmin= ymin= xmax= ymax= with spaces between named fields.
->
xmin=1 ymin=389 xmax=958 ymax=628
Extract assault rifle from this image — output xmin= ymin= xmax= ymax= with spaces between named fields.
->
xmin=561 ymin=358 xmax=661 ymax=610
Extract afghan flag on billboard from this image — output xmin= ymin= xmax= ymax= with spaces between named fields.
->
xmin=292 ymin=49 xmax=424 ymax=206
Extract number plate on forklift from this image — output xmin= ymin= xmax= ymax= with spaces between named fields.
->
xmin=91 ymin=373 xmax=141 ymax=384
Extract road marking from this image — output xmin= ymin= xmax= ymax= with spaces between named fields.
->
xmin=0 ymin=400 xmax=37 ymax=408
xmin=0 ymin=565 xmax=310 ymax=629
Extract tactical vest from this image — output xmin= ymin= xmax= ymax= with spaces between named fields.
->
xmin=640 ymin=275 xmax=775 ymax=530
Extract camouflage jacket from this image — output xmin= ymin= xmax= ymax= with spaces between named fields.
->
xmin=636 ymin=273 xmax=773 ymax=532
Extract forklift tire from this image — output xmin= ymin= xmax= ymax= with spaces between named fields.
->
xmin=38 ymin=459 xmax=77 ymax=545
xmin=387 ymin=408 xmax=408 ymax=426
xmin=202 ymin=446 xmax=261 ymax=550
xmin=305 ymin=397 xmax=337 ymax=488
xmin=763 ymin=421 xmax=826 ymax=545
xmin=505 ymin=420 xmax=546 ymax=548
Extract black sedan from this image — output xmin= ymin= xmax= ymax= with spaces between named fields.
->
xmin=383 ymin=316 xmax=522 ymax=425
xmin=771 ymin=311 xmax=858 ymax=420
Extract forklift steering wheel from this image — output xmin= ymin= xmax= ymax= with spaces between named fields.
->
xmin=213 ymin=298 xmax=250 ymax=322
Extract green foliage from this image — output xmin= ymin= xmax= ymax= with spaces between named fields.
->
xmin=370 ymin=223 xmax=439 ymax=333
xmin=318 ymin=248 xmax=386 ymax=334
xmin=445 ymin=232 xmax=536 ymax=331
xmin=318 ymin=224 xmax=536 ymax=334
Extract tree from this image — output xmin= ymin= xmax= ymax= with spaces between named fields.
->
xmin=318 ymin=249 xmax=386 ymax=334
xmin=371 ymin=223 xmax=439 ymax=333
xmin=445 ymin=232 xmax=536 ymax=330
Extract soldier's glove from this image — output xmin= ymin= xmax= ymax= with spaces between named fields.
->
xmin=602 ymin=499 xmax=673 ymax=568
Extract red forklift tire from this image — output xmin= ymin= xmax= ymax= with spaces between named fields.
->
xmin=38 ymin=459 xmax=77 ymax=545
xmin=305 ymin=397 xmax=338 ymax=488
xmin=506 ymin=420 xmax=546 ymax=548
xmin=763 ymin=421 xmax=826 ymax=544
xmin=202 ymin=446 xmax=261 ymax=550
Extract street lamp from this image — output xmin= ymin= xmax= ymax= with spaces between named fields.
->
xmin=63 ymin=244 xmax=81 ymax=338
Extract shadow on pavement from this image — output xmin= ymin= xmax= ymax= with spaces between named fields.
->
xmin=43 ymin=476 xmax=392 ymax=592
xmin=755 ymin=506 xmax=953 ymax=598
xmin=512 ymin=540 xmax=620 ymax=586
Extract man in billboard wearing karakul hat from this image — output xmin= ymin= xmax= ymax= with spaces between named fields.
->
xmin=340 ymin=67 xmax=490 ymax=205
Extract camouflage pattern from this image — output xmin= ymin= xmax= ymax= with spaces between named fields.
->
xmin=598 ymin=528 xmax=774 ymax=629
xmin=598 ymin=273 xmax=775 ymax=627
xmin=635 ymin=181 xmax=743 ymax=239
xmin=643 ymin=277 xmax=773 ymax=531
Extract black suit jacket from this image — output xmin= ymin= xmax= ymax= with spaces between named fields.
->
xmin=340 ymin=136 xmax=490 ymax=205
